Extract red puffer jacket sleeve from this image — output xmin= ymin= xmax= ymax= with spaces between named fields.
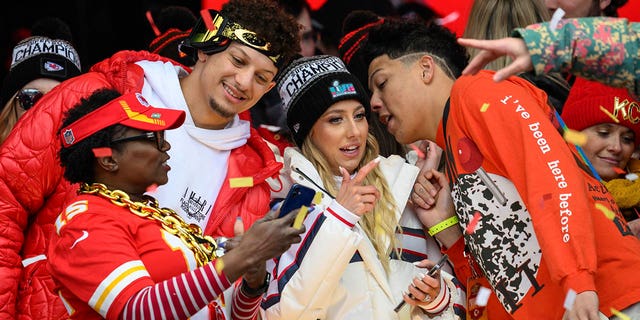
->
xmin=0 ymin=72 xmax=114 ymax=319
xmin=0 ymin=50 xmax=167 ymax=320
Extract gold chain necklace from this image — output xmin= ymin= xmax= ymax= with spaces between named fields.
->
xmin=80 ymin=183 xmax=218 ymax=267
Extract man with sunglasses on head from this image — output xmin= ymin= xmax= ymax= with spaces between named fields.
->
xmin=0 ymin=0 xmax=300 ymax=319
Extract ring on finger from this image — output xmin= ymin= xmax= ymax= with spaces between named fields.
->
xmin=423 ymin=294 xmax=432 ymax=302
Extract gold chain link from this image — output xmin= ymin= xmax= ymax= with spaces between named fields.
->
xmin=80 ymin=183 xmax=218 ymax=267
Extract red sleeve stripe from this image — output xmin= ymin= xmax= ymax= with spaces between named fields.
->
xmin=204 ymin=261 xmax=229 ymax=292
xmin=172 ymin=277 xmax=190 ymax=315
xmin=190 ymin=271 xmax=209 ymax=306
xmin=198 ymin=264 xmax=217 ymax=297
xmin=147 ymin=289 xmax=157 ymax=318
xmin=162 ymin=281 xmax=180 ymax=319
xmin=422 ymin=280 xmax=450 ymax=314
xmin=326 ymin=207 xmax=354 ymax=228
xmin=430 ymin=293 xmax=451 ymax=314
xmin=181 ymin=273 xmax=201 ymax=312
xmin=231 ymin=287 xmax=262 ymax=319
xmin=151 ymin=285 xmax=162 ymax=318
xmin=121 ymin=260 xmax=231 ymax=319
xmin=134 ymin=288 xmax=145 ymax=318
xmin=175 ymin=274 xmax=198 ymax=314
xmin=145 ymin=288 xmax=154 ymax=318
xmin=130 ymin=288 xmax=142 ymax=314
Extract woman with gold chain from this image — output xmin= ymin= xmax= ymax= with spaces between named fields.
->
xmin=47 ymin=89 xmax=304 ymax=319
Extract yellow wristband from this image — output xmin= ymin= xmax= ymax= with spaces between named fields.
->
xmin=428 ymin=216 xmax=459 ymax=237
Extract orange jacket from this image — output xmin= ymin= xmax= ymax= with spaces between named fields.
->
xmin=437 ymin=70 xmax=640 ymax=318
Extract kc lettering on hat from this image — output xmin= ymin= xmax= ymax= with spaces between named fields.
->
xmin=562 ymin=77 xmax=640 ymax=145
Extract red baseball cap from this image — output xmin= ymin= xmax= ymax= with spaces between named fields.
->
xmin=60 ymin=92 xmax=185 ymax=147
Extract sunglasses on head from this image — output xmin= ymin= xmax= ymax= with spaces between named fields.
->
xmin=111 ymin=131 xmax=166 ymax=150
xmin=183 ymin=9 xmax=282 ymax=67
xmin=16 ymin=88 xmax=44 ymax=110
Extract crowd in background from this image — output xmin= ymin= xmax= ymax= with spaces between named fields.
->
xmin=3 ymin=0 xmax=640 ymax=81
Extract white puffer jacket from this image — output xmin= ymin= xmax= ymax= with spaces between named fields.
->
xmin=262 ymin=148 xmax=465 ymax=320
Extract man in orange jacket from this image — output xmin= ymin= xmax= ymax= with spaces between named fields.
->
xmin=360 ymin=17 xmax=640 ymax=320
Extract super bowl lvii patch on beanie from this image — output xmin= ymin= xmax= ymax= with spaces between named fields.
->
xmin=277 ymin=55 xmax=370 ymax=147
xmin=1 ymin=36 xmax=81 ymax=107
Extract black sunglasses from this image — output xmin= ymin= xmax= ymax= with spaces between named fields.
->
xmin=111 ymin=131 xmax=165 ymax=150
xmin=16 ymin=88 xmax=44 ymax=110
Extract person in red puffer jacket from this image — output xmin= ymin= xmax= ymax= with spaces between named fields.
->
xmin=0 ymin=0 xmax=300 ymax=318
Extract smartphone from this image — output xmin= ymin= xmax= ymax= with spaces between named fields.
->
xmin=394 ymin=254 xmax=449 ymax=312
xmin=277 ymin=183 xmax=316 ymax=218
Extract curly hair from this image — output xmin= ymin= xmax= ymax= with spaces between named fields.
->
xmin=58 ymin=88 xmax=126 ymax=184
xmin=222 ymin=0 xmax=301 ymax=67
xmin=361 ymin=18 xmax=469 ymax=80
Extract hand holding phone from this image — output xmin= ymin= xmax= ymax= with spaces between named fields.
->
xmin=278 ymin=184 xmax=316 ymax=217
xmin=278 ymin=184 xmax=317 ymax=229
xmin=394 ymin=254 xmax=449 ymax=312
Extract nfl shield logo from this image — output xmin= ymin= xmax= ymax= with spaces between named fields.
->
xmin=63 ymin=129 xmax=75 ymax=145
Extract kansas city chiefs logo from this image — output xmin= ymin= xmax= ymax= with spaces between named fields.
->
xmin=44 ymin=61 xmax=64 ymax=72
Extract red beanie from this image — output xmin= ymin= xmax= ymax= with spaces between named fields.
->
xmin=561 ymin=77 xmax=640 ymax=145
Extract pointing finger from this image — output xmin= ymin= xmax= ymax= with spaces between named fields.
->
xmin=352 ymin=157 xmax=381 ymax=185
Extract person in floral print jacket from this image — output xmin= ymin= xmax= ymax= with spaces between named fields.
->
xmin=458 ymin=17 xmax=640 ymax=97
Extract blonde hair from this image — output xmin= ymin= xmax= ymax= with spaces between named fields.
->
xmin=302 ymin=132 xmax=402 ymax=273
xmin=463 ymin=0 xmax=550 ymax=70
xmin=0 ymin=92 xmax=21 ymax=144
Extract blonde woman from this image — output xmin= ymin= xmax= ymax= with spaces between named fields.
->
xmin=463 ymin=0 xmax=548 ymax=70
xmin=262 ymin=55 xmax=464 ymax=320
xmin=463 ymin=0 xmax=570 ymax=111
